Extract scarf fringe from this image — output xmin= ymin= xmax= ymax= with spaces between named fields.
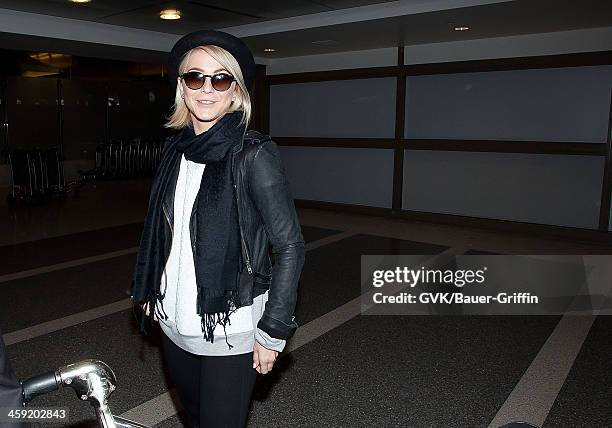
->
xmin=133 ymin=275 xmax=242 ymax=353
xmin=134 ymin=287 xmax=169 ymax=336
xmin=197 ymin=287 xmax=242 ymax=350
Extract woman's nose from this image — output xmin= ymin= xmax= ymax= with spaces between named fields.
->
xmin=201 ymin=77 xmax=214 ymax=93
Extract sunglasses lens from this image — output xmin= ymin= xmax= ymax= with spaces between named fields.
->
xmin=183 ymin=72 xmax=204 ymax=90
xmin=182 ymin=72 xmax=234 ymax=91
xmin=211 ymin=74 xmax=233 ymax=91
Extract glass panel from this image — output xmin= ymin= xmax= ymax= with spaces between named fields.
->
xmin=6 ymin=76 xmax=59 ymax=150
xmin=62 ymin=80 xmax=107 ymax=161
xmin=107 ymin=80 xmax=173 ymax=141
xmin=0 ymin=77 xmax=7 ymax=163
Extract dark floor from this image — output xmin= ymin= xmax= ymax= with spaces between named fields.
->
xmin=1 ymin=216 xmax=610 ymax=428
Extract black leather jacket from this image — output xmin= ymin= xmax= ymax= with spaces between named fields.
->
xmin=157 ymin=129 xmax=305 ymax=340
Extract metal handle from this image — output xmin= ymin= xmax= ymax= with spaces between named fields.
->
xmin=21 ymin=370 xmax=60 ymax=403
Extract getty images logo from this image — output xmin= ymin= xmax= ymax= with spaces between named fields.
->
xmin=372 ymin=266 xmax=487 ymax=288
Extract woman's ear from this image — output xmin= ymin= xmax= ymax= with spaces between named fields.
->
xmin=178 ymin=80 xmax=184 ymax=100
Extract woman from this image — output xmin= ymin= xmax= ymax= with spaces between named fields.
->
xmin=130 ymin=30 xmax=305 ymax=428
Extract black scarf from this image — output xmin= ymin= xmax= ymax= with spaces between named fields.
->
xmin=132 ymin=110 xmax=246 ymax=348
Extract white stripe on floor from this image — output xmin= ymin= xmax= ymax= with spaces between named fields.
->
xmin=3 ymin=299 xmax=134 ymax=346
xmin=120 ymin=389 xmax=183 ymax=427
xmin=0 ymin=231 xmax=355 ymax=285
xmin=304 ymin=231 xmax=357 ymax=251
xmin=0 ymin=247 xmax=139 ymax=284
xmin=2 ymin=231 xmax=356 ymax=346
xmin=488 ymin=315 xmax=596 ymax=428
xmin=488 ymin=255 xmax=612 ymax=427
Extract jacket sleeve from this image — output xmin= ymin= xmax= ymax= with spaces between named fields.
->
xmin=129 ymin=134 xmax=176 ymax=304
xmin=249 ymin=140 xmax=305 ymax=340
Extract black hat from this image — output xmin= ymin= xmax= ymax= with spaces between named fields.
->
xmin=167 ymin=29 xmax=256 ymax=90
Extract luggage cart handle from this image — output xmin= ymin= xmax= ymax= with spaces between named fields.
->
xmin=21 ymin=370 xmax=61 ymax=403
xmin=20 ymin=359 xmax=150 ymax=428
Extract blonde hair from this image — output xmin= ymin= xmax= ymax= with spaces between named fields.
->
xmin=165 ymin=45 xmax=252 ymax=129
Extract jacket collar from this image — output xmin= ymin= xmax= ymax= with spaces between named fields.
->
xmin=232 ymin=133 xmax=245 ymax=154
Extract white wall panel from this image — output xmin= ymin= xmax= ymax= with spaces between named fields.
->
xmin=278 ymin=146 xmax=394 ymax=208
xmin=402 ymin=150 xmax=605 ymax=229
xmin=405 ymin=65 xmax=612 ymax=143
xmin=270 ymin=78 xmax=396 ymax=138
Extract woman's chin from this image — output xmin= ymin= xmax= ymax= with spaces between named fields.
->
xmin=192 ymin=110 xmax=223 ymax=124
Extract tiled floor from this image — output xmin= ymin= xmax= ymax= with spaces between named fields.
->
xmin=1 ymin=180 xmax=610 ymax=427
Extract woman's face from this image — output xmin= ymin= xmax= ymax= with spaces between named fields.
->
xmin=178 ymin=48 xmax=237 ymax=134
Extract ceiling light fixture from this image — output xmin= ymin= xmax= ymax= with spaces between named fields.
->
xmin=69 ymin=0 xmax=92 ymax=3
xmin=29 ymin=52 xmax=65 ymax=61
xmin=264 ymin=48 xmax=275 ymax=52
xmin=28 ymin=52 xmax=72 ymax=68
xmin=454 ymin=26 xmax=470 ymax=31
xmin=160 ymin=9 xmax=181 ymax=20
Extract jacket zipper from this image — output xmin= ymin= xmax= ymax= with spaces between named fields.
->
xmin=234 ymin=181 xmax=253 ymax=275
xmin=235 ymin=127 xmax=253 ymax=275
xmin=241 ymin=220 xmax=253 ymax=274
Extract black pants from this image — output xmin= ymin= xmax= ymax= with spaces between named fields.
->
xmin=161 ymin=331 xmax=258 ymax=428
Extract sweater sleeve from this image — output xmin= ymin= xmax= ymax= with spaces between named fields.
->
xmin=255 ymin=327 xmax=286 ymax=352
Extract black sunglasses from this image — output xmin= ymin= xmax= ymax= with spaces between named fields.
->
xmin=180 ymin=71 xmax=235 ymax=91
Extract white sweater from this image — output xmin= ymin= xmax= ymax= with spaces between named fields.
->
xmin=157 ymin=154 xmax=285 ymax=356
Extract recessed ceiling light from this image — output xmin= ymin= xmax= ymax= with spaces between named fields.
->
xmin=69 ymin=0 xmax=92 ymax=3
xmin=264 ymin=48 xmax=275 ymax=52
xmin=160 ymin=9 xmax=181 ymax=20
xmin=454 ymin=26 xmax=470 ymax=31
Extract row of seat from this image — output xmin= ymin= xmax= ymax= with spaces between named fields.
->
xmin=5 ymin=147 xmax=64 ymax=205
xmin=79 ymin=139 xmax=164 ymax=180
